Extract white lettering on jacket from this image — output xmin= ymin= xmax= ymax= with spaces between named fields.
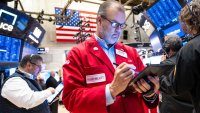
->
xmin=86 ymin=73 xmax=106 ymax=84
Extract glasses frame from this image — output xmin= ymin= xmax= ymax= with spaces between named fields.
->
xmin=100 ymin=15 xmax=127 ymax=29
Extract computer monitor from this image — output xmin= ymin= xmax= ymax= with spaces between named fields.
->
xmin=139 ymin=14 xmax=155 ymax=37
xmin=0 ymin=35 xmax=21 ymax=62
xmin=161 ymin=22 xmax=185 ymax=37
xmin=149 ymin=30 xmax=162 ymax=52
xmin=24 ymin=17 xmax=46 ymax=47
xmin=21 ymin=41 xmax=38 ymax=59
xmin=0 ymin=4 xmax=30 ymax=39
xmin=146 ymin=0 xmax=182 ymax=30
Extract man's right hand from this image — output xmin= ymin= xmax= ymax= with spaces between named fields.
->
xmin=47 ymin=87 xmax=56 ymax=94
xmin=109 ymin=62 xmax=135 ymax=97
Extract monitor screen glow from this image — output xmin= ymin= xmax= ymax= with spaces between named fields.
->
xmin=147 ymin=0 xmax=182 ymax=30
xmin=0 ymin=35 xmax=21 ymax=62
xmin=162 ymin=22 xmax=185 ymax=37
xmin=149 ymin=30 xmax=162 ymax=52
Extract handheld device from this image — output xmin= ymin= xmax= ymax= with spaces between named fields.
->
xmin=129 ymin=64 xmax=175 ymax=85
xmin=47 ymin=82 xmax=64 ymax=104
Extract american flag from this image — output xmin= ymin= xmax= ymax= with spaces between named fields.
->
xmin=55 ymin=8 xmax=97 ymax=42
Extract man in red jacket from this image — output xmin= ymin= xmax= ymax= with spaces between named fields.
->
xmin=62 ymin=1 xmax=160 ymax=113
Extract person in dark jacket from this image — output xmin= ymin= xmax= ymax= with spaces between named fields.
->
xmin=0 ymin=54 xmax=55 ymax=113
xmin=46 ymin=71 xmax=59 ymax=113
xmin=159 ymin=35 xmax=195 ymax=113
xmin=172 ymin=0 xmax=200 ymax=112
xmin=161 ymin=0 xmax=200 ymax=112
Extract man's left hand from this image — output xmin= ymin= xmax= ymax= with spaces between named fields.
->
xmin=133 ymin=76 xmax=160 ymax=97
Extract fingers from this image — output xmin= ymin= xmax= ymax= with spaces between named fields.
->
xmin=116 ymin=63 xmax=136 ymax=77
xmin=133 ymin=76 xmax=160 ymax=94
xmin=115 ymin=64 xmax=132 ymax=77
xmin=133 ymin=79 xmax=150 ymax=93
xmin=147 ymin=76 xmax=160 ymax=91
xmin=110 ymin=62 xmax=136 ymax=96
xmin=47 ymin=87 xmax=56 ymax=94
xmin=124 ymin=73 xmax=133 ymax=81
xmin=120 ymin=68 xmax=133 ymax=77
xmin=116 ymin=62 xmax=126 ymax=69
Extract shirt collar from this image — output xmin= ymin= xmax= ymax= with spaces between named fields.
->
xmin=18 ymin=67 xmax=34 ymax=79
xmin=94 ymin=34 xmax=115 ymax=49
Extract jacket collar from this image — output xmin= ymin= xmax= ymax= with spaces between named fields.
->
xmin=87 ymin=36 xmax=128 ymax=74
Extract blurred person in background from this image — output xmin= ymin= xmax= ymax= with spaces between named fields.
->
xmin=160 ymin=35 xmax=182 ymax=63
xmin=159 ymin=35 xmax=195 ymax=113
xmin=46 ymin=71 xmax=59 ymax=113
xmin=62 ymin=1 xmax=160 ymax=113
xmin=0 ymin=54 xmax=55 ymax=113
xmin=58 ymin=69 xmax=63 ymax=83
xmin=162 ymin=0 xmax=200 ymax=112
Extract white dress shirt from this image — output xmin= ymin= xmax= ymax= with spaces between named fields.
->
xmin=1 ymin=69 xmax=52 ymax=109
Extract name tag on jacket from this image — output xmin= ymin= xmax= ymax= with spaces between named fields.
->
xmin=116 ymin=49 xmax=127 ymax=58
xmin=86 ymin=73 xmax=106 ymax=84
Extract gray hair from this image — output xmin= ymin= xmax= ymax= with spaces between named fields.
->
xmin=97 ymin=0 xmax=125 ymax=17
xmin=164 ymin=35 xmax=182 ymax=52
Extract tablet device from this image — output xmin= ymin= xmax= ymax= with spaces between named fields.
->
xmin=129 ymin=64 xmax=175 ymax=86
xmin=47 ymin=82 xmax=64 ymax=104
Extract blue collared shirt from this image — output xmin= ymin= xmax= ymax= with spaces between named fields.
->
xmin=94 ymin=34 xmax=116 ymax=106
xmin=94 ymin=34 xmax=116 ymax=65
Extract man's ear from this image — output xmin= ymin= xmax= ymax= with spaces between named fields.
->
xmin=96 ymin=15 xmax=102 ymax=25
xmin=26 ymin=62 xmax=32 ymax=70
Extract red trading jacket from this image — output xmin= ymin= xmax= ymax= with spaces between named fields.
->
xmin=62 ymin=36 xmax=158 ymax=113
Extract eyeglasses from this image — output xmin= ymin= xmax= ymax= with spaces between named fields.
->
xmin=101 ymin=15 xmax=127 ymax=29
xmin=29 ymin=54 xmax=42 ymax=70
xmin=30 ymin=61 xmax=42 ymax=69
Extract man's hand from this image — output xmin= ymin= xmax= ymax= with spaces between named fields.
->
xmin=133 ymin=76 xmax=160 ymax=97
xmin=47 ymin=87 xmax=56 ymax=94
xmin=109 ymin=62 xmax=136 ymax=97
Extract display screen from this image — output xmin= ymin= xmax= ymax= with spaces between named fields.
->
xmin=161 ymin=22 xmax=185 ymax=37
xmin=149 ymin=30 xmax=162 ymax=52
xmin=147 ymin=0 xmax=182 ymax=30
xmin=0 ymin=35 xmax=21 ymax=62
xmin=0 ymin=11 xmax=15 ymax=25
xmin=0 ymin=4 xmax=45 ymax=47
xmin=47 ymin=82 xmax=64 ymax=104
xmin=139 ymin=14 xmax=155 ymax=37
xmin=0 ymin=4 xmax=29 ymax=39
xmin=21 ymin=42 xmax=38 ymax=59
xmin=24 ymin=18 xmax=46 ymax=47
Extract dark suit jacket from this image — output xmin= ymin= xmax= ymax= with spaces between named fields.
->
xmin=46 ymin=76 xmax=58 ymax=88
xmin=159 ymin=54 xmax=194 ymax=113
